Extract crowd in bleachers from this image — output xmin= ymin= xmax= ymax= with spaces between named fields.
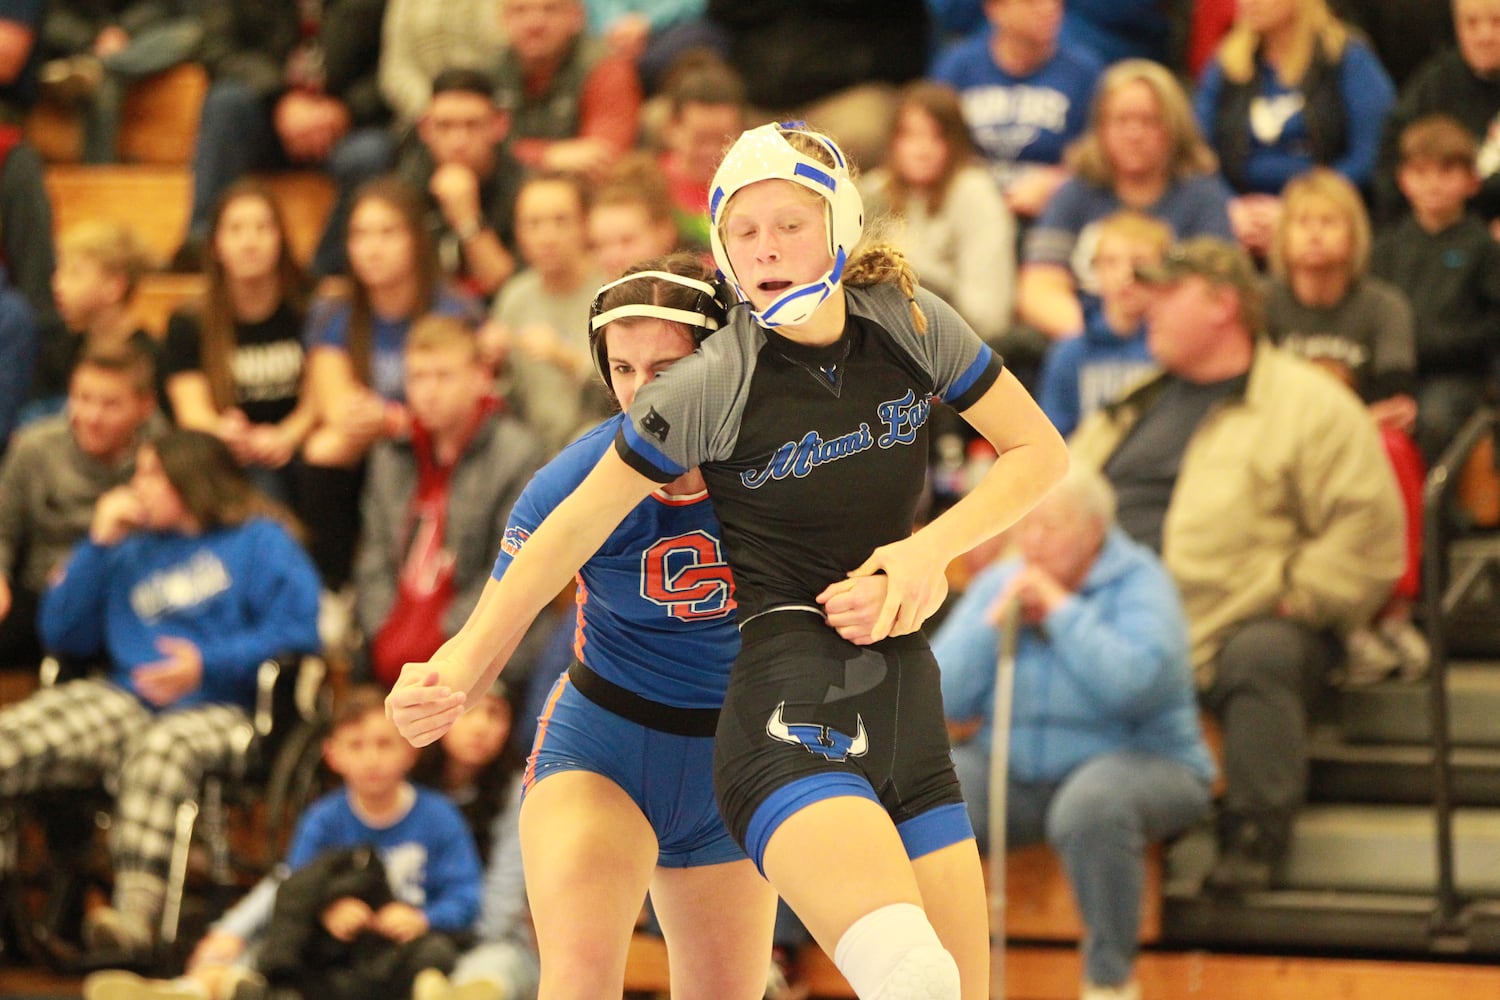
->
xmin=0 ymin=0 xmax=1497 ymax=998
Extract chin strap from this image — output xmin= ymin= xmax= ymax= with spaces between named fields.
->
xmin=739 ymin=247 xmax=848 ymax=329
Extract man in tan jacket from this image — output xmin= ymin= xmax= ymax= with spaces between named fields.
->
xmin=1071 ymin=237 xmax=1405 ymax=894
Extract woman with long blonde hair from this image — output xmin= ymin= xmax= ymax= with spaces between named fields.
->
xmin=1016 ymin=60 xmax=1233 ymax=341
xmin=1194 ymin=0 xmax=1395 ymax=254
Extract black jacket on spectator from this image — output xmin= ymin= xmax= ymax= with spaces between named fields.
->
xmin=1375 ymin=48 xmax=1500 ymax=225
xmin=0 ymin=135 xmax=59 ymax=335
xmin=705 ymin=0 xmax=929 ymax=110
xmin=257 ymin=844 xmax=461 ymax=1000
xmin=1330 ymin=0 xmax=1454 ymax=90
xmin=395 ymin=138 xmax=523 ymax=278
xmin=199 ymin=0 xmax=389 ymax=126
xmin=41 ymin=0 xmax=197 ymax=59
xmin=1211 ymin=42 xmax=1349 ymax=195
xmin=257 ymin=845 xmax=395 ymax=983
xmin=1371 ymin=213 xmax=1500 ymax=377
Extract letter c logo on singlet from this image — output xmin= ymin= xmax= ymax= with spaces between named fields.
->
xmin=640 ymin=530 xmax=735 ymax=621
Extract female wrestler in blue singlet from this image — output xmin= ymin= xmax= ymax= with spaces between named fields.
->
xmin=490 ymin=254 xmax=781 ymax=999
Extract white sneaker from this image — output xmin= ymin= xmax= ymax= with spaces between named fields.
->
xmin=449 ymin=975 xmax=512 ymax=1000
xmin=412 ymin=968 xmax=453 ymax=1000
xmin=1081 ymin=980 xmax=1141 ymax=1000
xmin=1342 ymin=627 xmax=1401 ymax=685
xmin=82 ymin=906 xmax=153 ymax=954
xmin=83 ymin=970 xmax=206 ymax=1000
xmin=1380 ymin=618 xmax=1431 ymax=682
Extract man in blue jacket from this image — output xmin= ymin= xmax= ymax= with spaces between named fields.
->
xmin=932 ymin=462 xmax=1215 ymax=1000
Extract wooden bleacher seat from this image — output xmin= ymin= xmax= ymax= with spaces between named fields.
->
xmin=28 ymin=62 xmax=207 ymax=166
xmin=45 ymin=164 xmax=335 ymax=269
xmin=118 ymin=63 xmax=208 ymax=165
xmin=46 ymin=164 xmax=190 ymax=265
xmin=261 ymin=171 xmax=338 ymax=265
xmin=1004 ymin=843 xmax=1161 ymax=943
xmin=35 ymin=62 xmax=335 ymax=271
xmin=27 ymin=99 xmax=82 ymax=164
xmin=133 ymin=272 xmax=205 ymax=337
xmin=623 ymin=932 xmax=672 ymax=994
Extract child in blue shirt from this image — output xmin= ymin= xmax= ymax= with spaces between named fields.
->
xmin=1038 ymin=210 xmax=1166 ymax=437
xmin=83 ymin=686 xmax=508 ymax=1000
xmin=257 ymin=686 xmax=482 ymax=1000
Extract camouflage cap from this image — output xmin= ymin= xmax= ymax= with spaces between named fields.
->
xmin=1134 ymin=235 xmax=1263 ymax=335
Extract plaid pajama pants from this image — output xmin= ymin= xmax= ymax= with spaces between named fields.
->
xmin=0 ymin=678 xmax=249 ymax=880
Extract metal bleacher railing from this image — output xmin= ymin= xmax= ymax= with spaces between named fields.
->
xmin=1422 ymin=405 xmax=1500 ymax=947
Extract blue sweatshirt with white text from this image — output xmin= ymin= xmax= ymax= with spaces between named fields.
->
xmin=40 ymin=517 xmax=321 ymax=711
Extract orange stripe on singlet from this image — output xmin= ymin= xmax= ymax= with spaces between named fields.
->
xmin=572 ymin=580 xmax=589 ymax=663
xmin=522 ymin=670 xmax=573 ymax=792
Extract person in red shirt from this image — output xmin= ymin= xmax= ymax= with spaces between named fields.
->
xmin=495 ymin=0 xmax=642 ymax=180
xmin=655 ymin=53 xmax=746 ymax=249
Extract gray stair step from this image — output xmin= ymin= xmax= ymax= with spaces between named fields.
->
xmin=1285 ymin=805 xmax=1500 ymax=894
xmin=1166 ymin=805 xmax=1500 ymax=895
xmin=1162 ymin=824 xmax=1467 ymax=953
xmin=1158 ymin=887 xmax=1486 ymax=954
xmin=1337 ymin=661 xmax=1500 ymax=746
xmin=1307 ymin=726 xmax=1500 ymax=805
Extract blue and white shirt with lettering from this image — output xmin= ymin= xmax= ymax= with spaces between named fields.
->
xmin=931 ymin=32 xmax=1103 ymax=188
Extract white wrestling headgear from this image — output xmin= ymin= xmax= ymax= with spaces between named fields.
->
xmin=708 ymin=122 xmax=864 ymax=329
xmin=587 ymin=268 xmax=725 ymax=396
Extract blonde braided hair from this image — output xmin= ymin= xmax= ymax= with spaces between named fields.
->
xmin=843 ymin=238 xmax=927 ymax=334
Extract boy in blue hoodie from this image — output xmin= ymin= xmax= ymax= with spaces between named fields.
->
xmin=82 ymin=687 xmax=492 ymax=1000
xmin=0 ymin=428 xmax=321 ymax=958
xmin=248 ymin=685 xmax=482 ymax=1000
xmin=1037 ymin=210 xmax=1167 ymax=437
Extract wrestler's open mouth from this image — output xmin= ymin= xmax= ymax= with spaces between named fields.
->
xmin=758 ymin=280 xmax=792 ymax=292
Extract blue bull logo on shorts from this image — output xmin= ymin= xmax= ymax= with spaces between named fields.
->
xmin=766 ymin=702 xmax=869 ymax=761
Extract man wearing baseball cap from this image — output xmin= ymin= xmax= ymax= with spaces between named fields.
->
xmin=1071 ymin=236 xmax=1405 ymax=894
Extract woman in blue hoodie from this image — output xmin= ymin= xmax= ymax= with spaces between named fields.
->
xmin=932 ymin=462 xmax=1215 ymax=1000
xmin=0 ymin=428 xmax=321 ymax=959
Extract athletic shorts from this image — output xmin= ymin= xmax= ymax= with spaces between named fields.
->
xmin=713 ymin=609 xmax=973 ymax=873
xmin=524 ymin=663 xmax=747 ymax=868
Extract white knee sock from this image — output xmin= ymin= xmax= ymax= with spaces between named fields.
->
xmin=833 ymin=902 xmax=961 ymax=999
